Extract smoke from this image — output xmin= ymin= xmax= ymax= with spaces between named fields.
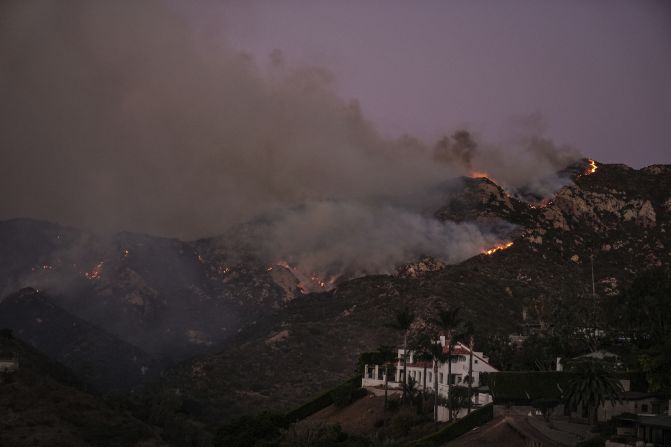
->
xmin=221 ymin=200 xmax=515 ymax=280
xmin=0 ymin=1 xmax=580 ymax=276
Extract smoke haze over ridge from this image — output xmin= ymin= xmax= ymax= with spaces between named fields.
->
xmin=0 ymin=1 xmax=582 ymax=276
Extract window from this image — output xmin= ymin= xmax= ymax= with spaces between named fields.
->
xmin=440 ymin=373 xmax=444 ymax=384
xmin=457 ymin=375 xmax=462 ymax=384
xmin=418 ymin=372 xmax=421 ymax=382
xmin=474 ymin=359 xmax=478 ymax=364
xmin=642 ymin=404 xmax=648 ymax=413
xmin=428 ymin=372 xmax=432 ymax=382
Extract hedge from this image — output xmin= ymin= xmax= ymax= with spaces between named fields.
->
xmin=404 ymin=403 xmax=494 ymax=447
xmin=285 ymin=375 xmax=362 ymax=422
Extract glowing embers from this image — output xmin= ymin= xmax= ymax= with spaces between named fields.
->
xmin=271 ymin=260 xmax=337 ymax=293
xmin=482 ymin=241 xmax=513 ymax=255
xmin=529 ymin=199 xmax=553 ymax=210
xmin=84 ymin=261 xmax=104 ymax=280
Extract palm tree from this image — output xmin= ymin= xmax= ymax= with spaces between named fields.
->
xmin=428 ymin=339 xmax=447 ymax=422
xmin=461 ymin=322 xmax=475 ymax=414
xmin=386 ymin=306 xmax=415 ymax=402
xmin=564 ymin=360 xmax=623 ymax=426
xmin=434 ymin=306 xmax=463 ymax=421
xmin=411 ymin=333 xmax=433 ymax=394
xmin=375 ymin=345 xmax=395 ymax=412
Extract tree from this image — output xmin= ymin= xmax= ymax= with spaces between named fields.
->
xmin=447 ymin=386 xmax=472 ymax=417
xmin=410 ymin=332 xmax=434 ymax=409
xmin=375 ymin=345 xmax=396 ymax=412
xmin=428 ymin=340 xmax=447 ymax=422
xmin=386 ymin=307 xmax=415 ymax=402
xmin=460 ymin=322 xmax=476 ymax=414
xmin=434 ymin=306 xmax=463 ymax=421
xmin=638 ymin=337 xmax=671 ymax=393
xmin=611 ymin=267 xmax=671 ymax=349
xmin=564 ymin=360 xmax=623 ymax=426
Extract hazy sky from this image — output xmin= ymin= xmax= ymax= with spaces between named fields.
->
xmin=216 ymin=0 xmax=671 ymax=167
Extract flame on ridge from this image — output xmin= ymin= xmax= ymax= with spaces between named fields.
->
xmin=482 ymin=241 xmax=513 ymax=255
xmin=271 ymin=260 xmax=337 ymax=293
xmin=585 ymin=159 xmax=597 ymax=175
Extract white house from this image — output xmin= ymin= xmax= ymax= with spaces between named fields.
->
xmin=0 ymin=356 xmax=18 ymax=373
xmin=362 ymin=336 xmax=498 ymax=410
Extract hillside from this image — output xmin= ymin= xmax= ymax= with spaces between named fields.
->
xmin=0 ymin=287 xmax=158 ymax=393
xmin=157 ymin=161 xmax=671 ymax=424
xmin=1 ymin=160 xmax=669 ymax=428
xmin=0 ymin=219 xmax=292 ymax=359
xmin=0 ymin=331 xmax=161 ymax=447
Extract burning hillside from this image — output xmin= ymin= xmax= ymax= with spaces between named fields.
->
xmin=482 ymin=241 xmax=514 ymax=255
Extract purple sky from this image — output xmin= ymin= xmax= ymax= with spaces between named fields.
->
xmin=215 ymin=0 xmax=671 ymax=167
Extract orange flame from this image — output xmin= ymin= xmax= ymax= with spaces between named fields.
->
xmin=483 ymin=241 xmax=513 ymax=255
xmin=273 ymin=260 xmax=337 ymax=292
xmin=585 ymin=159 xmax=597 ymax=175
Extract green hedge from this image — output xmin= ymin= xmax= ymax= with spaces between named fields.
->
xmin=285 ymin=375 xmax=362 ymax=422
xmin=404 ymin=403 xmax=494 ymax=447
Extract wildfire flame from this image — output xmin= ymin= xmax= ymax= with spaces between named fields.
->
xmin=585 ymin=159 xmax=597 ymax=175
xmin=272 ymin=260 xmax=337 ymax=293
xmin=483 ymin=241 xmax=513 ymax=255
xmin=84 ymin=261 xmax=104 ymax=280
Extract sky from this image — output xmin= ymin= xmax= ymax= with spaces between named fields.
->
xmin=216 ymin=0 xmax=671 ymax=167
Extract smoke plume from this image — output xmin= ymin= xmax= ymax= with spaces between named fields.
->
xmin=0 ymin=1 xmax=580 ymax=276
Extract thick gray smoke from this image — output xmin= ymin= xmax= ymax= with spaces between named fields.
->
xmin=0 ymin=1 xmax=579 ymax=276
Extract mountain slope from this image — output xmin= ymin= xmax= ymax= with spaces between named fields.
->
xmin=157 ymin=161 xmax=671 ymax=424
xmin=0 ymin=287 xmax=158 ymax=392
xmin=0 ymin=331 xmax=161 ymax=447
xmin=0 ymin=219 xmax=292 ymax=358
